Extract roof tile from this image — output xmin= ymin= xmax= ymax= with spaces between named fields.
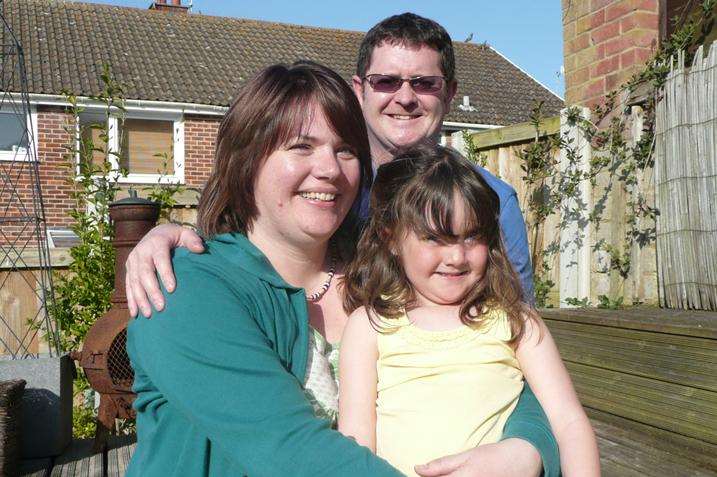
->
xmin=2 ymin=0 xmax=563 ymax=125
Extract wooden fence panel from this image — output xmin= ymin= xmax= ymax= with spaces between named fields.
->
xmin=464 ymin=119 xmax=562 ymax=305
xmin=655 ymin=41 xmax=717 ymax=310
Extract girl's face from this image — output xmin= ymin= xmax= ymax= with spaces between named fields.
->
xmin=251 ymin=106 xmax=361 ymax=247
xmin=395 ymin=192 xmax=489 ymax=307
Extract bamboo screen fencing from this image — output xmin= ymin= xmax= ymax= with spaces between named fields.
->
xmin=655 ymin=42 xmax=717 ymax=310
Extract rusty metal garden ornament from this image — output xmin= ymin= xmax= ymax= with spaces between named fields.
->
xmin=70 ymin=191 xmax=159 ymax=439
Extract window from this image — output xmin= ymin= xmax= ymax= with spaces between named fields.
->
xmin=78 ymin=113 xmax=108 ymax=170
xmin=120 ymin=119 xmax=174 ymax=175
xmin=0 ymin=108 xmax=37 ymax=161
xmin=76 ymin=112 xmax=184 ymax=184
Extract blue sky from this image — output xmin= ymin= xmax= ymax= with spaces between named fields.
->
xmin=85 ymin=0 xmax=565 ymax=97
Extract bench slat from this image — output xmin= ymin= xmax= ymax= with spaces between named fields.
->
xmin=588 ymin=408 xmax=717 ymax=472
xmin=542 ymin=309 xmax=717 ymax=472
xmin=568 ymin=362 xmax=717 ymax=410
xmin=546 ymin=319 xmax=717 ymax=354
xmin=595 ymin=432 xmax=715 ymax=476
xmin=553 ymin=337 xmax=716 ymax=392
xmin=598 ymin=458 xmax=647 ymax=477
xmin=570 ymin=363 xmax=717 ymax=443
xmin=541 ymin=308 xmax=717 ymax=339
xmin=571 ymin=363 xmax=717 ymax=417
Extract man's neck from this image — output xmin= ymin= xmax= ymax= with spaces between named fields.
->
xmin=369 ymin=133 xmax=443 ymax=169
xmin=371 ymin=147 xmax=394 ymax=169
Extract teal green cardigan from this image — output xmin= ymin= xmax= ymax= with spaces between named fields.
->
xmin=127 ymin=233 xmax=558 ymax=476
xmin=127 ymin=233 xmax=401 ymax=476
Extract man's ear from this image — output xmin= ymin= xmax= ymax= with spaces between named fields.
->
xmin=444 ymin=80 xmax=458 ymax=111
xmin=352 ymin=75 xmax=365 ymax=106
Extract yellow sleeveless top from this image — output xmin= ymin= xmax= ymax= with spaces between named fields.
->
xmin=375 ymin=308 xmax=524 ymax=477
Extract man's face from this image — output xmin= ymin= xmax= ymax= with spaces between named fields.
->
xmin=353 ymin=42 xmax=457 ymax=166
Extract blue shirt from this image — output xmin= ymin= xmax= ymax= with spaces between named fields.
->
xmin=357 ymin=164 xmax=535 ymax=301
xmin=476 ymin=166 xmax=535 ymax=301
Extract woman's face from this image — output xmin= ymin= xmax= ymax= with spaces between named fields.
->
xmin=251 ymin=106 xmax=362 ymax=247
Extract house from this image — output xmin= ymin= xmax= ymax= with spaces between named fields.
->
xmin=0 ymin=0 xmax=563 ymax=242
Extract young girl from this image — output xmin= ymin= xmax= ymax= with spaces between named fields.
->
xmin=339 ymin=143 xmax=600 ymax=477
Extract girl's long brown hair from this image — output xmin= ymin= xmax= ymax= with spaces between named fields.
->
xmin=342 ymin=143 xmax=535 ymax=343
xmin=197 ymin=60 xmax=372 ymax=260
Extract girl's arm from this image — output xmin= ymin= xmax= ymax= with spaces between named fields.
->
xmin=338 ymin=306 xmax=378 ymax=451
xmin=516 ymin=314 xmax=601 ymax=477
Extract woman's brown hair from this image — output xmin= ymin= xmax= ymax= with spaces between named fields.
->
xmin=197 ymin=60 xmax=372 ymax=255
xmin=342 ymin=143 xmax=535 ymax=343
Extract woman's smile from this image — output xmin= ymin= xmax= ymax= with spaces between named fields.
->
xmin=251 ymin=105 xmax=361 ymax=245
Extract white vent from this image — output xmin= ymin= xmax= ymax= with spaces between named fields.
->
xmin=458 ymin=95 xmax=476 ymax=112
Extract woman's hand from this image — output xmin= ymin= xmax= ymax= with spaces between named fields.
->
xmin=125 ymin=224 xmax=204 ymax=317
xmin=414 ymin=439 xmax=542 ymax=477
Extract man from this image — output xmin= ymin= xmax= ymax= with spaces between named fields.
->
xmin=125 ymin=13 xmax=558 ymax=477
xmin=350 ymin=13 xmax=534 ymax=300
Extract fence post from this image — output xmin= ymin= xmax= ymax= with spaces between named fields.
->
xmin=559 ymin=106 xmax=592 ymax=307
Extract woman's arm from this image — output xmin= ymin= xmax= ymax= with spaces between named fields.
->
xmin=500 ymin=384 xmax=560 ymax=476
xmin=128 ymin=259 xmax=400 ymax=477
xmin=517 ymin=315 xmax=600 ymax=476
xmin=338 ymin=307 xmax=378 ymax=451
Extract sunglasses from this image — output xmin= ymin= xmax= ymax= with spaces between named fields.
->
xmin=363 ymin=74 xmax=446 ymax=94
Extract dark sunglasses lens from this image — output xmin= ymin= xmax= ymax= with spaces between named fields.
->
xmin=410 ymin=77 xmax=443 ymax=93
xmin=369 ymin=75 xmax=401 ymax=92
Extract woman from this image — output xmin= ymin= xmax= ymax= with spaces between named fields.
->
xmin=127 ymin=61 xmax=400 ymax=476
xmin=127 ymin=60 xmax=554 ymax=477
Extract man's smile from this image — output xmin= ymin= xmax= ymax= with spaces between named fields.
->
xmin=387 ymin=114 xmax=421 ymax=120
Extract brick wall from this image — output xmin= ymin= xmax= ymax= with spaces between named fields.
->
xmin=0 ymin=107 xmax=75 ymax=247
xmin=563 ymin=0 xmax=660 ymax=107
xmin=184 ymin=115 xmax=219 ymax=188
xmin=37 ymin=108 xmax=76 ymax=228
xmin=1 ymin=109 xmax=221 ymax=247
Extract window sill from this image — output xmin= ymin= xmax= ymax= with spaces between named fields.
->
xmin=80 ymin=173 xmax=184 ymax=185
xmin=118 ymin=173 xmax=184 ymax=185
xmin=0 ymin=150 xmax=36 ymax=162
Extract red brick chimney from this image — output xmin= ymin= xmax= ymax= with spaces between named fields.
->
xmin=149 ymin=0 xmax=189 ymax=14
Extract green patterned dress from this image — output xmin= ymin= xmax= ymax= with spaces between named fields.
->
xmin=303 ymin=327 xmax=341 ymax=425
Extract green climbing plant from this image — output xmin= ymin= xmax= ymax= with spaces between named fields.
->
xmin=50 ymin=64 xmax=184 ymax=437
xmin=461 ymin=0 xmax=714 ymax=308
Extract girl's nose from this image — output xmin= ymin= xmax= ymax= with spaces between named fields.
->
xmin=445 ymin=243 xmax=467 ymax=264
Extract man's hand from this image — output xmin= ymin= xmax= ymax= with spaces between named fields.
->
xmin=414 ymin=439 xmax=542 ymax=477
xmin=125 ymin=224 xmax=204 ymax=317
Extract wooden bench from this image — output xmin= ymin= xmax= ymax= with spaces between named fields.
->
xmin=542 ymin=307 xmax=717 ymax=476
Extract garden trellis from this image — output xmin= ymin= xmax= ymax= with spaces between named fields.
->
xmin=0 ymin=0 xmax=59 ymax=358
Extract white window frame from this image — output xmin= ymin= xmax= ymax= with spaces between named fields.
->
xmin=75 ymin=108 xmax=184 ymax=184
xmin=0 ymin=105 xmax=38 ymax=162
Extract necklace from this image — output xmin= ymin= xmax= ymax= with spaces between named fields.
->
xmin=306 ymin=252 xmax=336 ymax=302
